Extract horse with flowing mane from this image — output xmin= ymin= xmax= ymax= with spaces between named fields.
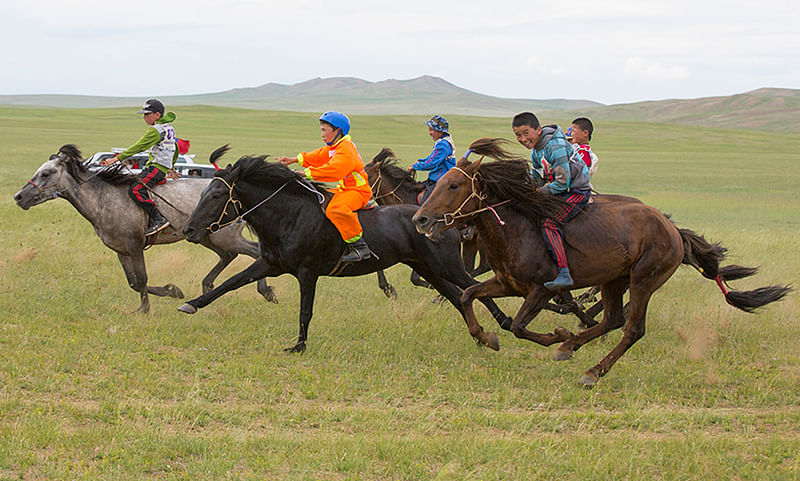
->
xmin=364 ymin=148 xmax=491 ymax=277
xmin=179 ymin=151 xmax=513 ymax=352
xmin=14 ymin=144 xmax=276 ymax=313
xmin=412 ymin=138 xmax=790 ymax=386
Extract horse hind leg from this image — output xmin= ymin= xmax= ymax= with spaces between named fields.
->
xmin=553 ymin=278 xmax=628 ymax=361
xmin=579 ymin=286 xmax=652 ymax=387
xmin=117 ymin=252 xmax=153 ymax=313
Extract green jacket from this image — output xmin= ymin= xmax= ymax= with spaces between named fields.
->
xmin=117 ymin=112 xmax=178 ymax=170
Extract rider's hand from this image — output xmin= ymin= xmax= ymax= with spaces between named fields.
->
xmin=276 ymin=156 xmax=297 ymax=166
xmin=166 ymin=169 xmax=181 ymax=180
xmin=99 ymin=155 xmax=118 ymax=166
xmin=407 ymin=166 xmax=415 ymax=173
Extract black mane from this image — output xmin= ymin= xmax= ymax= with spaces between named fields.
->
xmin=57 ymin=144 xmax=140 ymax=186
xmin=221 ymin=155 xmax=328 ymax=199
xmin=368 ymin=148 xmax=423 ymax=193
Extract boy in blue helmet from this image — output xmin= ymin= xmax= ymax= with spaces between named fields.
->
xmin=276 ymin=111 xmax=373 ymax=262
xmin=408 ymin=115 xmax=456 ymax=204
xmin=512 ymin=112 xmax=591 ymax=290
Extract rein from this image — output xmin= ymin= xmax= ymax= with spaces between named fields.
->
xmin=369 ymin=166 xmax=406 ymax=204
xmin=439 ymin=166 xmax=511 ymax=226
xmin=206 ymin=177 xmax=295 ymax=232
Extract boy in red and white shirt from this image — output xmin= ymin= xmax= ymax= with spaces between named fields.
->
xmin=569 ymin=117 xmax=598 ymax=178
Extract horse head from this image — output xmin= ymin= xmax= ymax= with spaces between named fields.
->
xmin=14 ymin=144 xmax=84 ymax=210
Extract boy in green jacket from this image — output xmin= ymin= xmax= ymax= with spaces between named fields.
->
xmin=102 ymin=99 xmax=178 ymax=236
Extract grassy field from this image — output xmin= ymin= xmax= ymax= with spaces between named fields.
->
xmin=0 ymin=106 xmax=798 ymax=480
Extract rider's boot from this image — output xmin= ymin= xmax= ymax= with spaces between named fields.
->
xmin=340 ymin=238 xmax=371 ymax=263
xmin=145 ymin=210 xmax=170 ymax=236
xmin=544 ymin=267 xmax=574 ymax=291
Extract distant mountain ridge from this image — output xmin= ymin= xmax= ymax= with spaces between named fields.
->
xmin=1 ymin=76 xmax=797 ymax=131
xmin=0 ymin=75 xmax=601 ymax=116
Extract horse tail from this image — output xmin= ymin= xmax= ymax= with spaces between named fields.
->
xmin=466 ymin=138 xmax=527 ymax=162
xmin=209 ymin=144 xmax=231 ymax=169
xmin=371 ymin=147 xmax=395 ymax=165
xmin=679 ymin=228 xmax=791 ymax=312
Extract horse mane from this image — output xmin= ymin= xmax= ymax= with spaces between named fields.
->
xmin=467 ymin=138 xmax=565 ymax=224
xmin=222 ymin=154 xmax=328 ymax=199
xmin=368 ymin=147 xmax=425 ymax=195
xmin=57 ymin=144 xmax=140 ymax=186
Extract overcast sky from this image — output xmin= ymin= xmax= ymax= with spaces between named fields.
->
xmin=2 ymin=0 xmax=798 ymax=105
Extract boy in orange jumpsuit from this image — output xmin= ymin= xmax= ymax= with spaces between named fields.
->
xmin=276 ymin=111 xmax=373 ymax=262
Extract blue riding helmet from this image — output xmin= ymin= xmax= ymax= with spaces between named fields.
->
xmin=425 ymin=115 xmax=449 ymax=134
xmin=319 ymin=111 xmax=351 ymax=136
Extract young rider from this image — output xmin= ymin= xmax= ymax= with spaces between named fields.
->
xmin=100 ymin=98 xmax=178 ymax=236
xmin=408 ymin=115 xmax=456 ymax=204
xmin=512 ymin=112 xmax=592 ymax=290
xmin=276 ymin=111 xmax=373 ymax=263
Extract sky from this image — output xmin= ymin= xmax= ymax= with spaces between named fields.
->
xmin=1 ymin=0 xmax=798 ymax=105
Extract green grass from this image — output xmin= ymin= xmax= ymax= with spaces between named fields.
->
xmin=0 ymin=106 xmax=798 ymax=480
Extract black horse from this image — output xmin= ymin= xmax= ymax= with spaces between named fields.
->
xmin=180 ymin=154 xmax=513 ymax=352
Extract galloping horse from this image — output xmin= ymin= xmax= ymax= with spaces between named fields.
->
xmin=13 ymin=144 xmax=276 ymax=313
xmin=365 ymin=147 xmax=605 ymax=327
xmin=364 ymin=148 xmax=490 ymax=277
xmin=412 ymin=138 xmax=790 ymax=386
xmin=179 ymin=153 xmax=514 ymax=353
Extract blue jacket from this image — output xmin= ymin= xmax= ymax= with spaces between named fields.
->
xmin=412 ymin=135 xmax=456 ymax=182
xmin=530 ymin=125 xmax=591 ymax=194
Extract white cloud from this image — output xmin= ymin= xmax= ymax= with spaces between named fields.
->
xmin=624 ymin=58 xmax=690 ymax=80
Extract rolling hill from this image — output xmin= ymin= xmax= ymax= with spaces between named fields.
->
xmin=1 ymin=76 xmax=797 ymax=131
xmin=0 ymin=75 xmax=600 ymax=117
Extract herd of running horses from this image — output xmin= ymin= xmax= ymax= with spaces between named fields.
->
xmin=14 ymin=142 xmax=790 ymax=386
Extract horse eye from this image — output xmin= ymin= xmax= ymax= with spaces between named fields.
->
xmin=449 ymin=183 xmax=459 ymax=190
xmin=41 ymin=171 xmax=50 ymax=178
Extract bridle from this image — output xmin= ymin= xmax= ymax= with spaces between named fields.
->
xmin=368 ymin=164 xmax=406 ymax=204
xmin=25 ymin=156 xmax=101 ymax=200
xmin=206 ymin=175 xmax=323 ymax=232
xmin=438 ymin=167 xmax=511 ymax=226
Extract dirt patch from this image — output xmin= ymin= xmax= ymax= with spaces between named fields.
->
xmin=676 ymin=323 xmax=727 ymax=361
xmin=11 ymin=247 xmax=38 ymax=263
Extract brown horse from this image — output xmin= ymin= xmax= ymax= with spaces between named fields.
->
xmin=412 ymin=138 xmax=790 ymax=386
xmin=365 ymin=148 xmax=491 ymax=277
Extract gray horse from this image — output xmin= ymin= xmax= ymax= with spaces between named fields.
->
xmin=13 ymin=144 xmax=276 ymax=313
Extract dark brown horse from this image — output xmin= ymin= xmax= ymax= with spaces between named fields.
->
xmin=365 ymin=147 xmax=610 ymax=327
xmin=412 ymin=138 xmax=790 ymax=386
xmin=365 ymin=148 xmax=491 ymax=277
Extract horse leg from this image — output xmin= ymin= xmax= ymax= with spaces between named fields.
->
xmin=458 ymin=276 xmax=518 ymax=349
xmin=509 ymin=287 xmax=575 ymax=347
xmin=410 ymin=270 xmax=432 ymax=289
xmin=553 ymin=278 xmax=628 ymax=361
xmin=376 ymin=270 xmax=397 ymax=300
xmin=197 ymin=239 xmax=237 ymax=294
xmin=117 ymin=252 xmax=150 ymax=314
xmin=178 ymin=257 xmax=274 ymax=313
xmin=579 ymin=286 xmax=653 ymax=387
xmin=286 ymin=273 xmax=319 ymax=353
xmin=216 ymin=234 xmax=278 ymax=304
xmin=461 ymin=237 xmax=478 ymax=274
xmin=472 ymin=245 xmax=492 ymax=277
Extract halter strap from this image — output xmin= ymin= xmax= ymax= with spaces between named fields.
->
xmin=437 ymin=166 xmax=511 ymax=226
xmin=207 ymin=177 xmax=293 ymax=232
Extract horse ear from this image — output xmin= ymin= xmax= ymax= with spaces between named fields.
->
xmin=456 ymin=157 xmax=472 ymax=169
xmin=465 ymin=156 xmax=483 ymax=174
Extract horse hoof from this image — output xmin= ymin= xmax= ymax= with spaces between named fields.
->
xmin=284 ymin=343 xmax=306 ymax=353
xmin=554 ymin=327 xmax=574 ymax=341
xmin=261 ymin=290 xmax=279 ymax=304
xmin=164 ymin=283 xmax=184 ymax=298
xmin=579 ymin=373 xmax=598 ymax=387
xmin=383 ymin=286 xmax=398 ymax=300
xmin=553 ymin=348 xmax=573 ymax=361
xmin=177 ymin=303 xmax=197 ymax=314
xmin=485 ymin=332 xmax=500 ymax=351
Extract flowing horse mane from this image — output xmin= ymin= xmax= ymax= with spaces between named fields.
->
xmin=466 ymin=138 xmax=565 ymax=225
xmin=56 ymin=144 xmax=143 ymax=186
xmin=220 ymin=154 xmax=329 ymax=202
xmin=370 ymin=148 xmax=419 ymax=187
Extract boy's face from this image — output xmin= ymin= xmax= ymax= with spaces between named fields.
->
xmin=428 ymin=126 xmax=442 ymax=140
xmin=143 ymin=111 xmax=161 ymax=126
xmin=320 ymin=122 xmax=339 ymax=144
xmin=570 ymin=123 xmax=590 ymax=144
xmin=513 ymin=124 xmax=542 ymax=150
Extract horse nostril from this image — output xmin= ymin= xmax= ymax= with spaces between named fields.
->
xmin=415 ymin=215 xmax=429 ymax=227
xmin=13 ymin=193 xmax=21 ymax=202
xmin=183 ymin=226 xmax=194 ymax=237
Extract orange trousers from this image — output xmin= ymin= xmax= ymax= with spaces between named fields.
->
xmin=326 ymin=190 xmax=370 ymax=242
